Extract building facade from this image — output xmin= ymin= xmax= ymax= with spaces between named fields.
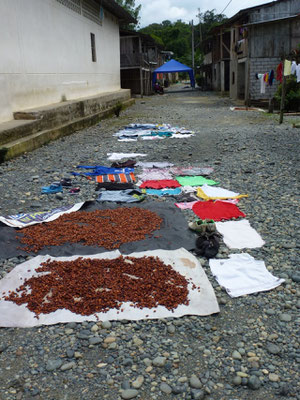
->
xmin=0 ymin=0 xmax=134 ymax=123
xmin=202 ymin=0 xmax=300 ymax=103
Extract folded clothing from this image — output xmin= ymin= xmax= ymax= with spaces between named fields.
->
xmin=140 ymin=179 xmax=181 ymax=189
xmin=97 ymin=189 xmax=144 ymax=203
xmin=176 ymin=176 xmax=218 ymax=187
xmin=146 ymin=188 xmax=182 ymax=196
xmin=216 ymin=219 xmax=265 ymax=249
xmin=209 ymin=253 xmax=285 ymax=297
xmin=96 ymin=173 xmax=136 ymax=184
xmin=197 ymin=184 xmax=248 ymax=200
xmin=192 ymin=200 xmax=246 ymax=221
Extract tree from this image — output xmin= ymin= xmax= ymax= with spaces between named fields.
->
xmin=115 ymin=0 xmax=141 ymax=28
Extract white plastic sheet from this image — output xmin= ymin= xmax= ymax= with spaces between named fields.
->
xmin=0 ymin=248 xmax=219 ymax=328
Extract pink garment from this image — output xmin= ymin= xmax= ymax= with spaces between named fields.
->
xmin=175 ymin=201 xmax=198 ymax=210
xmin=137 ymin=168 xmax=172 ymax=182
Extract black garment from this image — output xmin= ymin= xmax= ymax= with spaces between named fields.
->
xmin=111 ymin=160 xmax=136 ymax=168
xmin=195 ymin=233 xmax=220 ymax=259
xmin=95 ymin=182 xmax=135 ymax=191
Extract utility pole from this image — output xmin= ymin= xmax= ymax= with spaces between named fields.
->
xmin=191 ymin=19 xmax=195 ymax=74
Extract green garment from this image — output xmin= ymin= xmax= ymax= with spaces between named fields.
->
xmin=176 ymin=176 xmax=218 ymax=187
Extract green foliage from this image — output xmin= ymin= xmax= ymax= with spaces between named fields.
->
xmin=274 ymin=76 xmax=300 ymax=112
xmin=139 ymin=10 xmax=227 ymax=68
xmin=115 ymin=0 xmax=141 ymax=28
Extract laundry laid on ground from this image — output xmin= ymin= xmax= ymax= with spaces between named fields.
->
xmin=97 ymin=189 xmax=145 ymax=203
xmin=176 ymin=176 xmax=218 ymax=187
xmin=107 ymin=153 xmax=147 ymax=161
xmin=0 ymin=203 xmax=84 ymax=228
xmin=95 ymin=172 xmax=136 ymax=184
xmin=137 ymin=168 xmax=173 ymax=181
xmin=0 ymin=202 xmax=196 ymax=259
xmin=113 ymin=123 xmax=195 ymax=142
xmin=196 ymin=184 xmax=248 ymax=200
xmin=111 ymin=160 xmax=136 ymax=168
xmin=175 ymin=201 xmax=198 ymax=210
xmin=72 ymin=165 xmax=134 ymax=176
xmin=95 ymin=182 xmax=135 ymax=191
xmin=146 ymin=188 xmax=182 ymax=197
xmin=215 ymin=219 xmax=265 ymax=249
xmin=209 ymin=253 xmax=284 ymax=297
xmin=192 ymin=200 xmax=246 ymax=221
xmin=136 ymin=161 xmax=174 ymax=168
xmin=171 ymin=166 xmax=214 ymax=176
xmin=0 ymin=117 xmax=278 ymax=326
xmin=0 ymin=248 xmax=219 ymax=328
xmin=140 ymin=179 xmax=181 ymax=189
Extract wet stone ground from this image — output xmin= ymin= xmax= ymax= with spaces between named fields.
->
xmin=0 ymin=88 xmax=299 ymax=400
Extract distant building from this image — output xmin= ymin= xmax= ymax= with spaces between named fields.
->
xmin=202 ymin=0 xmax=300 ymax=104
xmin=120 ymin=30 xmax=168 ymax=96
xmin=0 ymin=0 xmax=134 ymax=123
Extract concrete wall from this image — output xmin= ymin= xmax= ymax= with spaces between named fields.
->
xmin=0 ymin=0 xmax=121 ymax=123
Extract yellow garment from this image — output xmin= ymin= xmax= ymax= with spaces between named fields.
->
xmin=264 ymin=73 xmax=269 ymax=82
xmin=196 ymin=187 xmax=248 ymax=201
xmin=284 ymin=60 xmax=292 ymax=76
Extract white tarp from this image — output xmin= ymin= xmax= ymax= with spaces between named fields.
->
xmin=0 ymin=248 xmax=219 ymax=328
xmin=0 ymin=202 xmax=84 ymax=228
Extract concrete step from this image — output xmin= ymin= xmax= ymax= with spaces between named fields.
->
xmin=0 ymin=120 xmax=40 ymax=146
xmin=0 ymin=90 xmax=133 ymax=161
xmin=0 ymin=97 xmax=134 ymax=162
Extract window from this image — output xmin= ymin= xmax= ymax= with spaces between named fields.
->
xmin=91 ymin=33 xmax=97 ymax=62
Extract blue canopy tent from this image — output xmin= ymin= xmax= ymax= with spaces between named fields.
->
xmin=152 ymin=59 xmax=195 ymax=88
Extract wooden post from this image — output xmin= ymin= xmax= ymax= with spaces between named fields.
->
xmin=279 ymin=75 xmax=286 ymax=124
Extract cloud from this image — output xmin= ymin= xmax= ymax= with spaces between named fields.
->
xmin=136 ymin=0 xmax=270 ymax=27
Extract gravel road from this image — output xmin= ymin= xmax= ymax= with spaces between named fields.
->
xmin=0 ymin=88 xmax=299 ymax=400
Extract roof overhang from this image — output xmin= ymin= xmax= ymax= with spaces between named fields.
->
xmin=100 ymin=0 xmax=136 ymax=24
xmin=243 ymin=13 xmax=300 ymax=27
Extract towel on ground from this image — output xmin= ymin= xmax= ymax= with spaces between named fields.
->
xmin=197 ymin=184 xmax=248 ymax=200
xmin=176 ymin=176 xmax=218 ymax=187
xmin=209 ymin=253 xmax=285 ymax=297
xmin=192 ymin=201 xmax=245 ymax=221
xmin=216 ymin=219 xmax=265 ymax=249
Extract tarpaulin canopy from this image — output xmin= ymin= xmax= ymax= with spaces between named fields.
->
xmin=153 ymin=59 xmax=195 ymax=88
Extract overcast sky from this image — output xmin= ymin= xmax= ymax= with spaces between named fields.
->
xmin=135 ymin=0 xmax=271 ymax=27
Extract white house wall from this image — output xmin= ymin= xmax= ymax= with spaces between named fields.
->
xmin=0 ymin=0 xmax=121 ymax=123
